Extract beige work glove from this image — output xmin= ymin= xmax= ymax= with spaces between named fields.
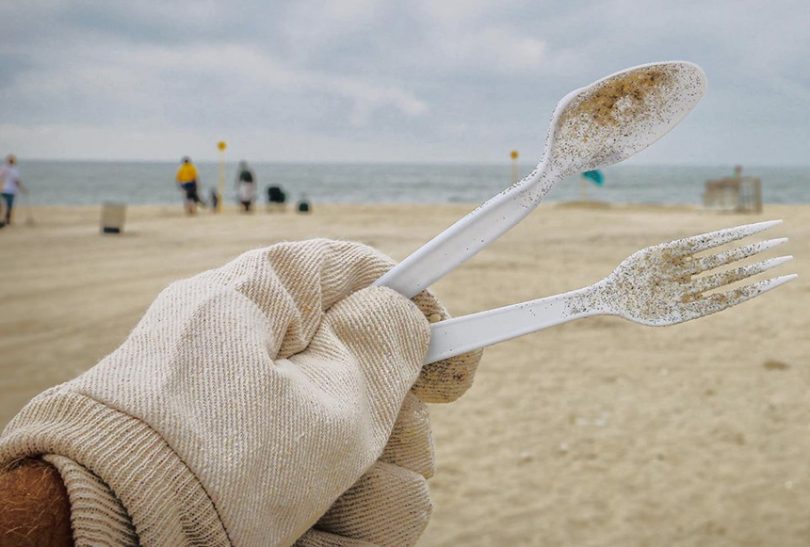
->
xmin=0 ymin=239 xmax=481 ymax=546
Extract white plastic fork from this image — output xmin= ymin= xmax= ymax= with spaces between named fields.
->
xmin=425 ymin=220 xmax=796 ymax=364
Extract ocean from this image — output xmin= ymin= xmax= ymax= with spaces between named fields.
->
xmin=12 ymin=161 xmax=810 ymax=206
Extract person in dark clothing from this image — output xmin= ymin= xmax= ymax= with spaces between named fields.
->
xmin=235 ymin=161 xmax=256 ymax=212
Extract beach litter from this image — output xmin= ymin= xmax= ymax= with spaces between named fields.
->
xmin=376 ymin=61 xmax=706 ymax=299
xmin=368 ymin=60 xmax=794 ymax=363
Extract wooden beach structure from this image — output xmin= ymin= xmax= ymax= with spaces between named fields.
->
xmin=702 ymin=175 xmax=762 ymax=213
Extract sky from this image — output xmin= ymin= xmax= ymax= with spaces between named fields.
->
xmin=1 ymin=0 xmax=809 ymax=165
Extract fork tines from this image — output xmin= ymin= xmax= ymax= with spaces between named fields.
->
xmin=674 ymin=219 xmax=796 ymax=312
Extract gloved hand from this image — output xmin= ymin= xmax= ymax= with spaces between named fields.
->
xmin=0 ymin=239 xmax=481 ymax=546
xmin=297 ymin=272 xmax=482 ymax=547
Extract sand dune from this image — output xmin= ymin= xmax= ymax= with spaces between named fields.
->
xmin=1 ymin=202 xmax=808 ymax=546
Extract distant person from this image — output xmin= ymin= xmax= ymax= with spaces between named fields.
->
xmin=209 ymin=188 xmax=219 ymax=212
xmin=235 ymin=160 xmax=256 ymax=212
xmin=0 ymin=154 xmax=27 ymax=227
xmin=175 ymin=156 xmax=204 ymax=215
xmin=733 ymin=165 xmax=743 ymax=178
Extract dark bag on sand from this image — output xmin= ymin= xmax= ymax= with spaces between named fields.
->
xmin=267 ymin=186 xmax=286 ymax=204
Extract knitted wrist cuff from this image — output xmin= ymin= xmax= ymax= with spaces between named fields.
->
xmin=0 ymin=390 xmax=230 ymax=546
xmin=43 ymin=454 xmax=138 ymax=546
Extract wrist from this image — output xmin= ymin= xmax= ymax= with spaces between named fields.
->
xmin=0 ymin=458 xmax=73 ymax=546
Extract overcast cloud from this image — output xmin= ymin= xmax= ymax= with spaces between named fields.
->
xmin=1 ymin=0 xmax=808 ymax=164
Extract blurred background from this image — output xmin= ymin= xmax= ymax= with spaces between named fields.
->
xmin=1 ymin=1 xmax=809 ymax=545
xmin=2 ymin=1 xmax=809 ymax=206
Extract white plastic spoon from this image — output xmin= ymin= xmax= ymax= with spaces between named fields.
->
xmin=375 ymin=61 xmax=707 ymax=298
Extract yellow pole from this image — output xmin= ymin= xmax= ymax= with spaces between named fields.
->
xmin=510 ymin=150 xmax=519 ymax=185
xmin=216 ymin=140 xmax=227 ymax=212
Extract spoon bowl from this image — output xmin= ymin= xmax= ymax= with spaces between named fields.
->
xmin=544 ymin=61 xmax=706 ymax=176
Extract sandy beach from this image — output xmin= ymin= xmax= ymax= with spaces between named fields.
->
xmin=0 ymin=202 xmax=808 ymax=546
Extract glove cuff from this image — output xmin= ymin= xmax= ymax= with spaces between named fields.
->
xmin=0 ymin=389 xmax=230 ymax=546
xmin=42 ymin=454 xmax=138 ymax=546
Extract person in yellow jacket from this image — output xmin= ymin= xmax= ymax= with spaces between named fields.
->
xmin=175 ymin=156 xmax=205 ymax=214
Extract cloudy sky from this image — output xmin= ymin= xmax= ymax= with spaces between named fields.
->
xmin=1 ymin=0 xmax=808 ymax=164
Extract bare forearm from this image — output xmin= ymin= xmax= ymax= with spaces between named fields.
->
xmin=0 ymin=458 xmax=73 ymax=546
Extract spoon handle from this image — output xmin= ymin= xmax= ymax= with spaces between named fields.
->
xmin=375 ymin=165 xmax=557 ymax=298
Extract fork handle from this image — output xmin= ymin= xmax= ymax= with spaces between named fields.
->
xmin=374 ymin=165 xmax=557 ymax=298
xmin=425 ymin=285 xmax=603 ymax=364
